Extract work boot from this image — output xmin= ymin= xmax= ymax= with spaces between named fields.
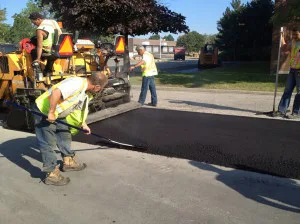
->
xmin=62 ymin=155 xmax=87 ymax=172
xmin=272 ymin=111 xmax=285 ymax=117
xmin=44 ymin=166 xmax=70 ymax=186
xmin=285 ymin=113 xmax=300 ymax=120
xmin=147 ymin=103 xmax=157 ymax=107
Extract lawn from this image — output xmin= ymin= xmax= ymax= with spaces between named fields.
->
xmin=129 ymin=62 xmax=287 ymax=92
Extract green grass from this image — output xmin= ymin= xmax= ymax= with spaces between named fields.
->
xmin=130 ymin=62 xmax=287 ymax=92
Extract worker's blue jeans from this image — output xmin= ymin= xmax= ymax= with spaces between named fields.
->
xmin=33 ymin=104 xmax=74 ymax=173
xmin=278 ymin=69 xmax=300 ymax=114
xmin=138 ymin=76 xmax=158 ymax=105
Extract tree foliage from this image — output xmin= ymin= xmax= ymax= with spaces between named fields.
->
xmin=272 ymin=0 xmax=300 ymax=26
xmin=40 ymin=0 xmax=189 ymax=37
xmin=0 ymin=8 xmax=10 ymax=43
xmin=203 ymin=34 xmax=217 ymax=44
xmin=8 ymin=0 xmax=49 ymax=44
xmin=216 ymin=0 xmax=274 ymax=61
xmin=149 ymin=34 xmax=161 ymax=40
xmin=99 ymin=35 xmax=115 ymax=44
xmin=163 ymin=34 xmax=174 ymax=41
xmin=40 ymin=0 xmax=189 ymax=70
xmin=231 ymin=0 xmax=242 ymax=11
xmin=176 ymin=31 xmax=205 ymax=53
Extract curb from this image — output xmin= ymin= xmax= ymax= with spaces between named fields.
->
xmin=130 ymin=84 xmax=281 ymax=96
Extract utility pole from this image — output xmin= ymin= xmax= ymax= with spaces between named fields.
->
xmin=160 ymin=35 xmax=162 ymax=59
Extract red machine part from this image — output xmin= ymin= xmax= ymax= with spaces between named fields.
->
xmin=20 ymin=38 xmax=35 ymax=53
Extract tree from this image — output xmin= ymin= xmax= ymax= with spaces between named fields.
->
xmin=272 ymin=0 xmax=300 ymax=26
xmin=8 ymin=0 xmax=49 ymax=44
xmin=149 ymin=34 xmax=161 ymax=40
xmin=0 ymin=8 xmax=10 ymax=43
xmin=231 ymin=0 xmax=242 ymax=11
xmin=203 ymin=34 xmax=217 ymax=44
xmin=216 ymin=0 xmax=274 ymax=61
xmin=176 ymin=31 xmax=205 ymax=53
xmin=99 ymin=35 xmax=114 ymax=44
xmin=163 ymin=34 xmax=174 ymax=41
xmin=40 ymin=0 xmax=189 ymax=70
xmin=41 ymin=0 xmax=189 ymax=36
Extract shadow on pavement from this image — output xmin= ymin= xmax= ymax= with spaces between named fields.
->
xmin=0 ymin=136 xmax=43 ymax=179
xmin=190 ymin=161 xmax=300 ymax=213
xmin=168 ymin=100 xmax=258 ymax=113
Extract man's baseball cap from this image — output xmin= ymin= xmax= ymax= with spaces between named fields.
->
xmin=28 ymin=12 xmax=44 ymax=20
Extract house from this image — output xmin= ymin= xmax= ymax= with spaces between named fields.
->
xmin=128 ymin=38 xmax=176 ymax=58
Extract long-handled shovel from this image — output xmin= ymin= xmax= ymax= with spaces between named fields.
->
xmin=4 ymin=100 xmax=147 ymax=151
xmin=272 ymin=27 xmax=284 ymax=114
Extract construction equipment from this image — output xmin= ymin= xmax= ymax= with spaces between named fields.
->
xmin=0 ymin=30 xmax=140 ymax=131
xmin=0 ymin=44 xmax=19 ymax=54
xmin=198 ymin=44 xmax=221 ymax=69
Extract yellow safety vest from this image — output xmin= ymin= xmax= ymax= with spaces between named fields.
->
xmin=290 ymin=42 xmax=300 ymax=69
xmin=37 ymin=21 xmax=55 ymax=52
xmin=35 ymin=78 xmax=91 ymax=135
xmin=141 ymin=51 xmax=158 ymax=77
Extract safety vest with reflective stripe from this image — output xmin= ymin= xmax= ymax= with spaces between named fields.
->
xmin=35 ymin=78 xmax=90 ymax=135
xmin=37 ymin=20 xmax=55 ymax=52
xmin=290 ymin=41 xmax=300 ymax=69
xmin=141 ymin=51 xmax=158 ymax=77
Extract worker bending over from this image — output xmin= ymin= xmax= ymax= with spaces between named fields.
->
xmin=33 ymin=72 xmax=108 ymax=186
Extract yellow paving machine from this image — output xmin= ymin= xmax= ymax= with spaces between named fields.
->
xmin=0 ymin=30 xmax=140 ymax=130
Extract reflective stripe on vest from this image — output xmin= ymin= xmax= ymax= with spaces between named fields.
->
xmin=35 ymin=78 xmax=88 ymax=118
xmin=142 ymin=51 xmax=158 ymax=77
xmin=65 ymin=94 xmax=92 ymax=135
xmin=290 ymin=42 xmax=300 ymax=69
xmin=37 ymin=21 xmax=55 ymax=52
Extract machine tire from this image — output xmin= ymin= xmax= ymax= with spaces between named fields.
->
xmin=123 ymin=94 xmax=131 ymax=103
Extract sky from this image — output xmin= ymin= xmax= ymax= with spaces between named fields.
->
xmin=0 ymin=0 xmax=251 ymax=38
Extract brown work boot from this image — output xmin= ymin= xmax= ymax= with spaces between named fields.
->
xmin=62 ymin=155 xmax=87 ymax=172
xmin=44 ymin=166 xmax=70 ymax=186
xmin=147 ymin=103 xmax=157 ymax=107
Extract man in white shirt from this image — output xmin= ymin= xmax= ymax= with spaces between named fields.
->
xmin=34 ymin=72 xmax=108 ymax=186
xmin=129 ymin=46 xmax=158 ymax=106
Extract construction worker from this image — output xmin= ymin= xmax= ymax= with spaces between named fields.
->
xmin=129 ymin=46 xmax=158 ymax=106
xmin=33 ymin=72 xmax=108 ymax=186
xmin=29 ymin=12 xmax=62 ymax=75
xmin=274 ymin=27 xmax=300 ymax=119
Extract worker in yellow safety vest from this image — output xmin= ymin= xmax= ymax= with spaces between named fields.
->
xmin=274 ymin=27 xmax=300 ymax=119
xmin=33 ymin=72 xmax=108 ymax=186
xmin=29 ymin=12 xmax=62 ymax=76
xmin=129 ymin=46 xmax=158 ymax=106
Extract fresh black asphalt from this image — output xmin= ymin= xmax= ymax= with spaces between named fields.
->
xmin=74 ymin=108 xmax=300 ymax=179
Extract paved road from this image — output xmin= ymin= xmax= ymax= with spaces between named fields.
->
xmin=107 ymin=58 xmax=198 ymax=73
xmin=1 ymin=88 xmax=300 ymax=223
xmin=1 ymin=127 xmax=300 ymax=224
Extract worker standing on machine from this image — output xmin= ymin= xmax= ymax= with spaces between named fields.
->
xmin=28 ymin=12 xmax=62 ymax=76
xmin=33 ymin=72 xmax=108 ymax=186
